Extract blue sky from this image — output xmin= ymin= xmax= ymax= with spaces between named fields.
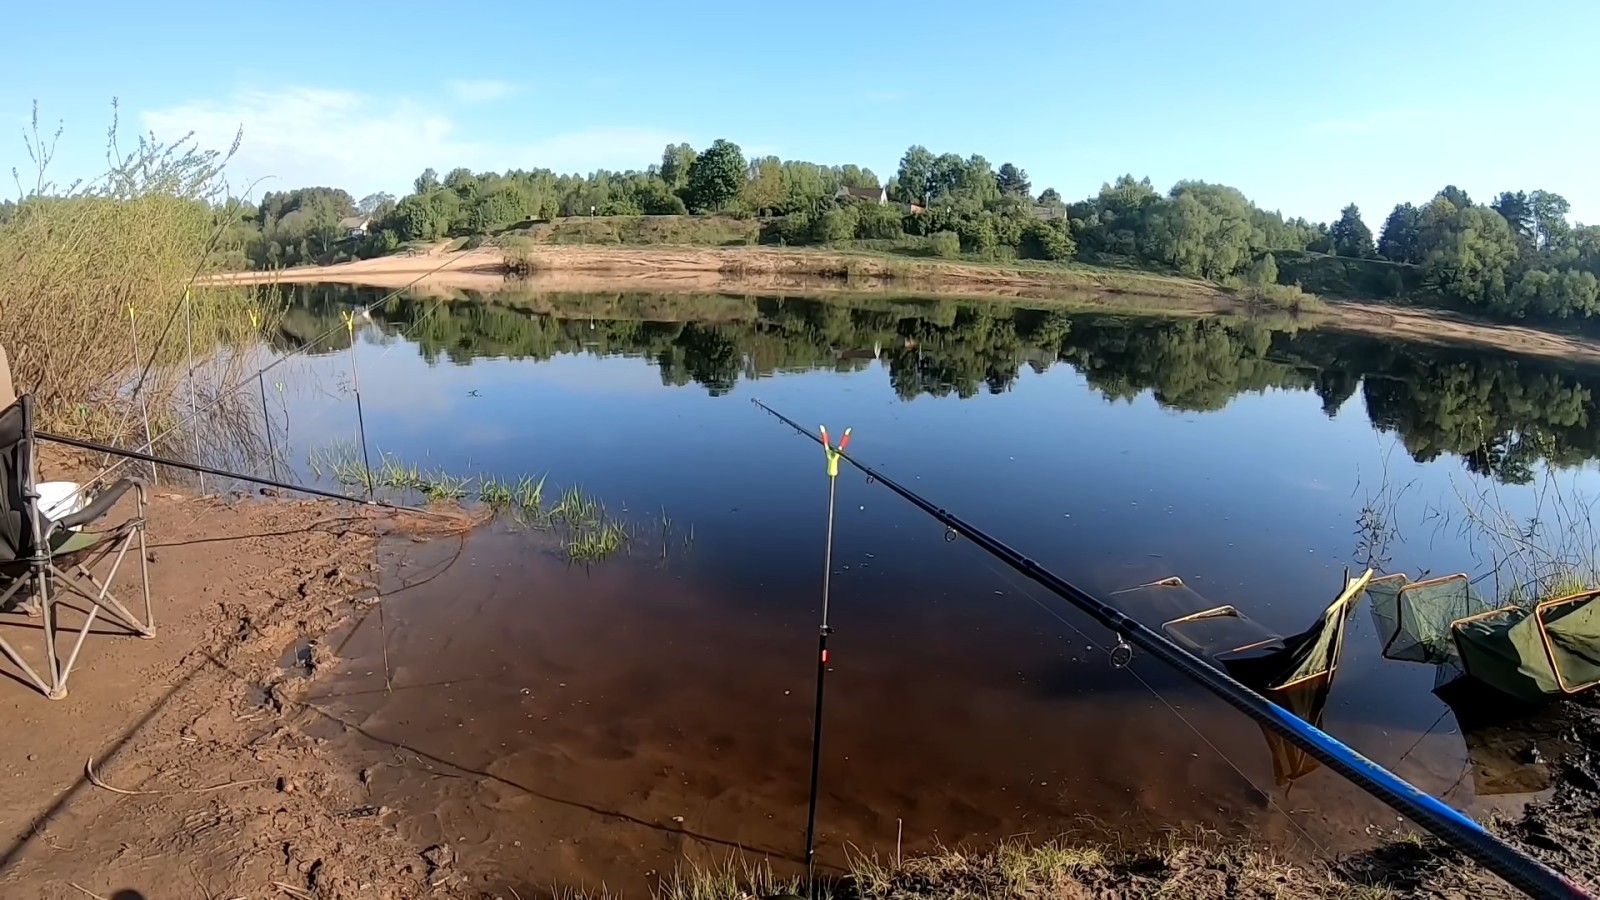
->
xmin=4 ymin=0 xmax=1597 ymax=224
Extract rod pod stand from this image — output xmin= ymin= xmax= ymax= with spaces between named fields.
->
xmin=803 ymin=425 xmax=850 ymax=897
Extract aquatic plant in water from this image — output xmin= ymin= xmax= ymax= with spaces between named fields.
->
xmin=302 ymin=443 xmax=680 ymax=564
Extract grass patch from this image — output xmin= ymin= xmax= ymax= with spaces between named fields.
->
xmin=567 ymin=836 xmax=1431 ymax=900
xmin=302 ymin=443 xmax=682 ymax=564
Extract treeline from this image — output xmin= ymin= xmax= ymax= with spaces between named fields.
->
xmin=213 ymin=138 xmax=1599 ymax=323
xmin=279 ymin=285 xmax=1600 ymax=484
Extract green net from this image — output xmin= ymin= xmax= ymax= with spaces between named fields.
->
xmin=1364 ymin=573 xmax=1488 ymax=666
xmin=1454 ymin=590 xmax=1600 ymax=702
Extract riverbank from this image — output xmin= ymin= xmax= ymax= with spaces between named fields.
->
xmin=0 ymin=469 xmax=1594 ymax=898
xmin=207 ymin=243 xmax=1600 ymax=366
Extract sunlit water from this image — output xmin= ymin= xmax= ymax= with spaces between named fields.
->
xmin=241 ymin=285 xmax=1600 ymax=892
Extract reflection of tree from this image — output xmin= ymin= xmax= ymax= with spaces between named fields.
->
xmin=277 ymin=284 xmax=1600 ymax=484
xmin=1058 ymin=317 xmax=1309 ymax=411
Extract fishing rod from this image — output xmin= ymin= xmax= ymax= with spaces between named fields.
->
xmin=36 ymin=430 xmax=460 ymax=521
xmin=751 ymin=399 xmax=1592 ymax=900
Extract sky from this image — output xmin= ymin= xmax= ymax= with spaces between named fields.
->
xmin=4 ymin=0 xmax=1598 ymax=225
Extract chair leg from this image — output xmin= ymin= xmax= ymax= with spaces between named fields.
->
xmin=38 ymin=564 xmax=65 ymax=699
xmin=50 ymin=523 xmax=153 ymax=638
xmin=136 ymin=505 xmax=152 ymax=630
xmin=0 ymin=575 xmax=58 ymax=698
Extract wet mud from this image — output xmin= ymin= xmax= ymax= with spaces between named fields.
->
xmin=301 ymin=525 xmax=1521 ymax=895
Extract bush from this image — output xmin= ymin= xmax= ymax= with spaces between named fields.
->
xmin=814 ymin=206 xmax=859 ymax=243
xmin=499 ymin=235 xmax=539 ymax=273
xmin=1019 ymin=219 xmax=1076 ymax=261
xmin=1 ymin=115 xmax=269 ymax=435
xmin=776 ymin=212 xmax=813 ymax=245
xmin=855 ymin=204 xmax=904 ymax=240
xmin=929 ymin=231 xmax=961 ymax=259
xmin=1245 ymin=252 xmax=1278 ymax=287
xmin=956 ymin=217 xmax=997 ymax=254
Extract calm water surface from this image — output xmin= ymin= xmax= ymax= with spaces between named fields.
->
xmin=251 ymin=284 xmax=1600 ymax=892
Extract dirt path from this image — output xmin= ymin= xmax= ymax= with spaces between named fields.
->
xmin=205 ymin=244 xmax=1600 ymax=366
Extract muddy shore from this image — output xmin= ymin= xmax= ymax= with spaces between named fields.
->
xmin=0 ymin=472 xmax=1593 ymax=898
xmin=204 ymin=243 xmax=1600 ymax=366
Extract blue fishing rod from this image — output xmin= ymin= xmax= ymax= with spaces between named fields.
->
xmin=752 ymin=399 xmax=1593 ymax=900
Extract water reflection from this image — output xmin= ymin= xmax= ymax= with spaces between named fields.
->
xmin=246 ymin=282 xmax=1600 ymax=889
xmin=271 ymin=283 xmax=1600 ymax=486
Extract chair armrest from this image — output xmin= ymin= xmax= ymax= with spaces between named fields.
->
xmin=56 ymin=477 xmax=146 ymax=531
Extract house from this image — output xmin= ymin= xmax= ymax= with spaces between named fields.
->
xmin=834 ymin=186 xmax=887 ymax=204
xmin=339 ymin=216 xmax=370 ymax=238
xmin=1029 ymin=205 xmax=1067 ymax=221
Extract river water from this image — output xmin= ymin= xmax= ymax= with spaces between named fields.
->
xmin=246 ymin=284 xmax=1600 ymax=892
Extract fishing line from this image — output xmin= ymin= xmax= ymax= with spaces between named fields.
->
xmin=36 ymin=429 xmax=463 ymax=521
xmin=63 ymin=251 xmax=470 ymax=502
xmin=100 ymin=210 xmax=236 ymax=456
xmin=751 ymin=398 xmax=1593 ymax=900
xmin=971 ymin=552 xmax=1332 ymax=859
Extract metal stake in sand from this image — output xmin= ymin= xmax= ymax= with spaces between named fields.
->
xmin=803 ymin=424 xmax=850 ymax=896
xmin=342 ymin=310 xmax=376 ymax=500
xmin=126 ymin=304 xmax=158 ymax=484
xmin=182 ymin=288 xmax=206 ymax=490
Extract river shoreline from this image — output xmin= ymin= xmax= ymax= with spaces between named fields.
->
xmin=206 ymin=243 xmax=1600 ymax=366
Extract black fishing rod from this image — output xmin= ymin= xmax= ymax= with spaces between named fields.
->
xmin=751 ymin=399 xmax=1592 ymax=900
xmin=36 ymin=430 xmax=459 ymax=520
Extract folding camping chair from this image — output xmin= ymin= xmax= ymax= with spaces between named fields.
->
xmin=0 ymin=394 xmax=153 ymax=699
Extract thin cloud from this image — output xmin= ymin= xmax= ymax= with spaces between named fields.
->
xmin=140 ymin=86 xmax=690 ymax=194
xmin=447 ymin=78 xmax=517 ymax=104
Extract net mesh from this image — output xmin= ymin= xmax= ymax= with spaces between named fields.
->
xmin=1364 ymin=573 xmax=1487 ymax=665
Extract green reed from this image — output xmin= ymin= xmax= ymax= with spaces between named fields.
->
xmin=303 ymin=443 xmax=661 ymax=564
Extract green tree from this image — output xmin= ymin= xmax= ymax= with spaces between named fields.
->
xmin=414 ymin=168 xmax=440 ymax=195
xmin=1037 ymin=187 xmax=1063 ymax=206
xmin=1437 ymin=185 xmax=1473 ymax=209
xmin=1145 ymin=182 xmax=1258 ymax=278
xmin=1530 ymin=190 xmax=1571 ymax=249
xmin=1073 ymin=175 xmax=1161 ymax=256
xmin=1419 ymin=206 xmax=1520 ymax=311
xmin=743 ymin=156 xmax=784 ymax=215
xmin=1377 ymin=203 xmax=1423 ymax=263
xmin=684 ymin=139 xmax=746 ymax=213
xmin=659 ymin=143 xmax=696 ymax=191
xmin=1329 ymin=204 xmax=1374 ymax=258
xmin=997 ymin=163 xmax=1031 ymax=197
xmin=1245 ymin=253 xmax=1278 ymax=287
xmin=1491 ymin=191 xmax=1533 ymax=245
xmin=893 ymin=145 xmax=936 ymax=204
